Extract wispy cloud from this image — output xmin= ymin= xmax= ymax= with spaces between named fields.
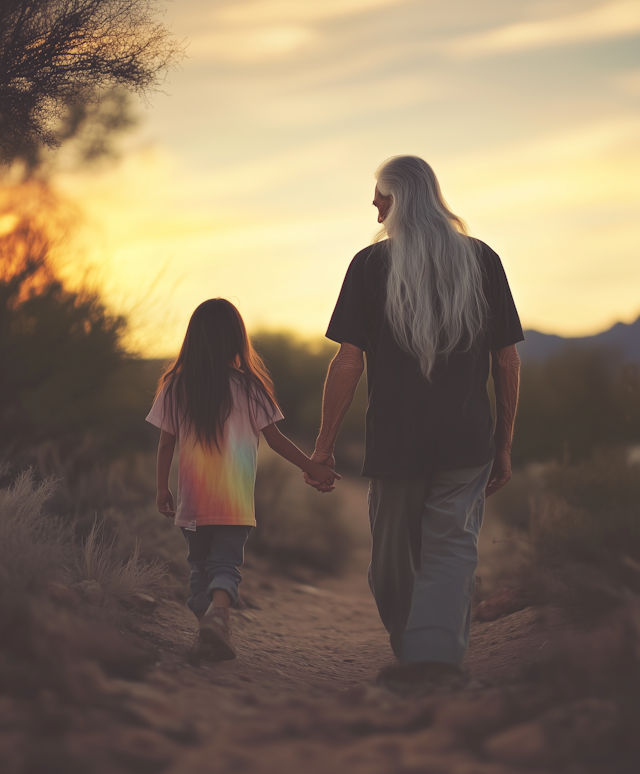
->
xmin=612 ymin=68 xmax=640 ymax=95
xmin=62 ymin=0 xmax=640 ymax=351
xmin=185 ymin=0 xmax=413 ymax=62
xmin=209 ymin=0 xmax=411 ymax=25
xmin=445 ymin=1 xmax=640 ymax=57
xmin=188 ymin=24 xmax=315 ymax=62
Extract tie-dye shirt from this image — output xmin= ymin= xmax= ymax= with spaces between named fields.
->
xmin=146 ymin=376 xmax=283 ymax=527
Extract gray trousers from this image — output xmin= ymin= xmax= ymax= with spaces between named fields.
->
xmin=367 ymin=460 xmax=492 ymax=666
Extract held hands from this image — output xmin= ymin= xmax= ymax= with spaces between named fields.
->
xmin=485 ymin=449 xmax=512 ymax=497
xmin=304 ymin=451 xmax=339 ymax=493
xmin=156 ymin=488 xmax=175 ymax=517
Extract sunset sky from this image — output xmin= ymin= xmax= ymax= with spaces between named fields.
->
xmin=59 ymin=0 xmax=640 ymax=357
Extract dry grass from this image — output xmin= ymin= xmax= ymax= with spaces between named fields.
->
xmin=0 ymin=467 xmax=159 ymax=705
xmin=0 ymin=464 xmax=173 ymax=626
xmin=75 ymin=519 xmax=168 ymax=604
xmin=4 ymin=443 xmax=189 ymax=592
xmin=490 ymin=448 xmax=640 ymax=614
xmin=21 ymin=439 xmax=156 ymax=525
xmin=0 ymin=467 xmax=73 ymax=628
xmin=250 ymin=445 xmax=355 ymax=575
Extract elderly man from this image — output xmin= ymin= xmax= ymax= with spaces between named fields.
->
xmin=306 ymin=156 xmax=523 ymax=687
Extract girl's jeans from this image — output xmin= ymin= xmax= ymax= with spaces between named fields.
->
xmin=367 ymin=460 xmax=493 ymax=666
xmin=180 ymin=525 xmax=251 ymax=616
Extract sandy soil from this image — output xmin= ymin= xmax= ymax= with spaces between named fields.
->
xmin=110 ymin=478 xmax=592 ymax=774
xmin=5 ymin=476 xmax=629 ymax=774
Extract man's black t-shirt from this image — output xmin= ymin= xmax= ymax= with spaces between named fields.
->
xmin=326 ymin=239 xmax=524 ymax=478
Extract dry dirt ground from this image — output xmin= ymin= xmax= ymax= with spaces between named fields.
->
xmin=113 ymin=480 xmax=618 ymax=774
xmin=4 ymin=479 xmax=635 ymax=774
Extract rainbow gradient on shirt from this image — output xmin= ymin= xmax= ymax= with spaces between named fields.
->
xmin=146 ymin=379 xmax=282 ymax=527
xmin=175 ymin=422 xmax=257 ymax=526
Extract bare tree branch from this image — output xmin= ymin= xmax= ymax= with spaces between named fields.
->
xmin=0 ymin=0 xmax=184 ymax=162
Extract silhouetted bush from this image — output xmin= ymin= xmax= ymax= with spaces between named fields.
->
xmin=253 ymin=331 xmax=367 ymax=472
xmin=539 ymin=449 xmax=640 ymax=575
xmin=250 ymin=446 xmax=355 ymax=575
xmin=513 ymin=347 xmax=640 ymax=465
xmin=0 ymin=467 xmax=72 ymax=634
xmin=0 ymin=467 xmax=161 ymax=717
xmin=256 ymin=336 xmax=640 ymax=472
xmin=0 ymin=201 xmax=161 ymax=463
xmin=492 ymin=448 xmax=640 ymax=613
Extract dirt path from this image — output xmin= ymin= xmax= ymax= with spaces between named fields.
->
xmin=111 ymin=479 xmax=587 ymax=774
xmin=134 ymin=478 xmax=394 ymax=694
xmin=136 ymin=478 xmax=562 ymax=692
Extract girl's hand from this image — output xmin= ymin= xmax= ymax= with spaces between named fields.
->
xmin=306 ymin=461 xmax=340 ymax=491
xmin=157 ymin=488 xmax=175 ymax=517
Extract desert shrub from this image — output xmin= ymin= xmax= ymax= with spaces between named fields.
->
xmin=253 ymin=332 xmax=367 ymax=472
xmin=250 ymin=447 xmax=355 ymax=575
xmin=495 ymin=449 xmax=640 ymax=612
xmin=486 ymin=463 xmax=546 ymax=532
xmin=0 ymin=469 xmax=159 ymax=711
xmin=513 ymin=347 xmax=640 ymax=465
xmin=0 ymin=211 xmax=123 ymax=451
xmin=0 ymin=467 xmax=72 ymax=633
xmin=14 ymin=442 xmax=158 ymax=524
xmin=0 ymin=467 xmax=173 ymax=626
xmin=105 ymin=504 xmax=190 ymax=598
xmin=532 ymin=450 xmax=640 ymax=577
xmin=75 ymin=519 xmax=167 ymax=603
xmin=0 ymin=441 xmax=190 ymax=602
xmin=0 ymin=189 xmax=163 ymax=466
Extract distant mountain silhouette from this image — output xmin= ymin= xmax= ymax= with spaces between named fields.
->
xmin=518 ymin=316 xmax=640 ymax=362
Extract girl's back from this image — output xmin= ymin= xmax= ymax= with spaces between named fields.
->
xmin=146 ymin=297 xmax=337 ymax=663
xmin=147 ymin=372 xmax=282 ymax=527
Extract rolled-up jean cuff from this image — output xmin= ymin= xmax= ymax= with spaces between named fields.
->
xmin=207 ymin=578 xmax=240 ymax=606
xmin=402 ymin=626 xmax=466 ymax=666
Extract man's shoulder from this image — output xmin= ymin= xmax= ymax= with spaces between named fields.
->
xmin=351 ymin=241 xmax=380 ymax=258
xmin=348 ymin=242 xmax=388 ymax=273
xmin=468 ymin=238 xmax=504 ymax=283
xmin=469 ymin=237 xmax=498 ymax=261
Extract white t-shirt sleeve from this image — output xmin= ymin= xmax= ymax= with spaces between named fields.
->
xmin=250 ymin=388 xmax=284 ymax=432
xmin=145 ymin=384 xmax=179 ymax=435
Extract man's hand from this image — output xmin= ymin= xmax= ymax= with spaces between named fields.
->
xmin=305 ymin=342 xmax=363 ymax=493
xmin=157 ymin=488 xmax=175 ymax=517
xmin=303 ymin=451 xmax=336 ymax=493
xmin=487 ymin=345 xmax=520 ymax=498
xmin=485 ymin=450 xmax=512 ymax=497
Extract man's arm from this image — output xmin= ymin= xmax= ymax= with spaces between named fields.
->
xmin=305 ymin=342 xmax=364 ymax=489
xmin=261 ymin=423 xmax=340 ymax=488
xmin=486 ymin=344 xmax=521 ymax=497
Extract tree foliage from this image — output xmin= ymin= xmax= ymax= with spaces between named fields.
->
xmin=9 ymin=87 xmax=140 ymax=176
xmin=253 ymin=332 xmax=367 ymax=470
xmin=0 ymin=0 xmax=183 ymax=162
xmin=1 ymin=212 xmax=120 ymax=451
xmin=0 ymin=185 xmax=152 ymax=457
xmin=512 ymin=346 xmax=640 ymax=465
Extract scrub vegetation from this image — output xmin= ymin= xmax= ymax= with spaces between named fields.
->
xmin=2 ymin=110 xmax=640 ymax=770
xmin=513 ymin=347 xmax=640 ymax=465
xmin=0 ymin=467 xmax=159 ymax=695
xmin=0 ymin=0 xmax=183 ymax=161
xmin=489 ymin=448 xmax=640 ymax=614
xmin=251 ymin=448 xmax=355 ymax=575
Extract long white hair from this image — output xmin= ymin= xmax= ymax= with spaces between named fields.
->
xmin=375 ymin=155 xmax=487 ymax=380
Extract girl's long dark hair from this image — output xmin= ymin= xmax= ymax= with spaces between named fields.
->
xmin=156 ymin=299 xmax=279 ymax=450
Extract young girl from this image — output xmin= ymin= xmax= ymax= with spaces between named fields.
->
xmin=146 ymin=298 xmax=338 ymax=662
